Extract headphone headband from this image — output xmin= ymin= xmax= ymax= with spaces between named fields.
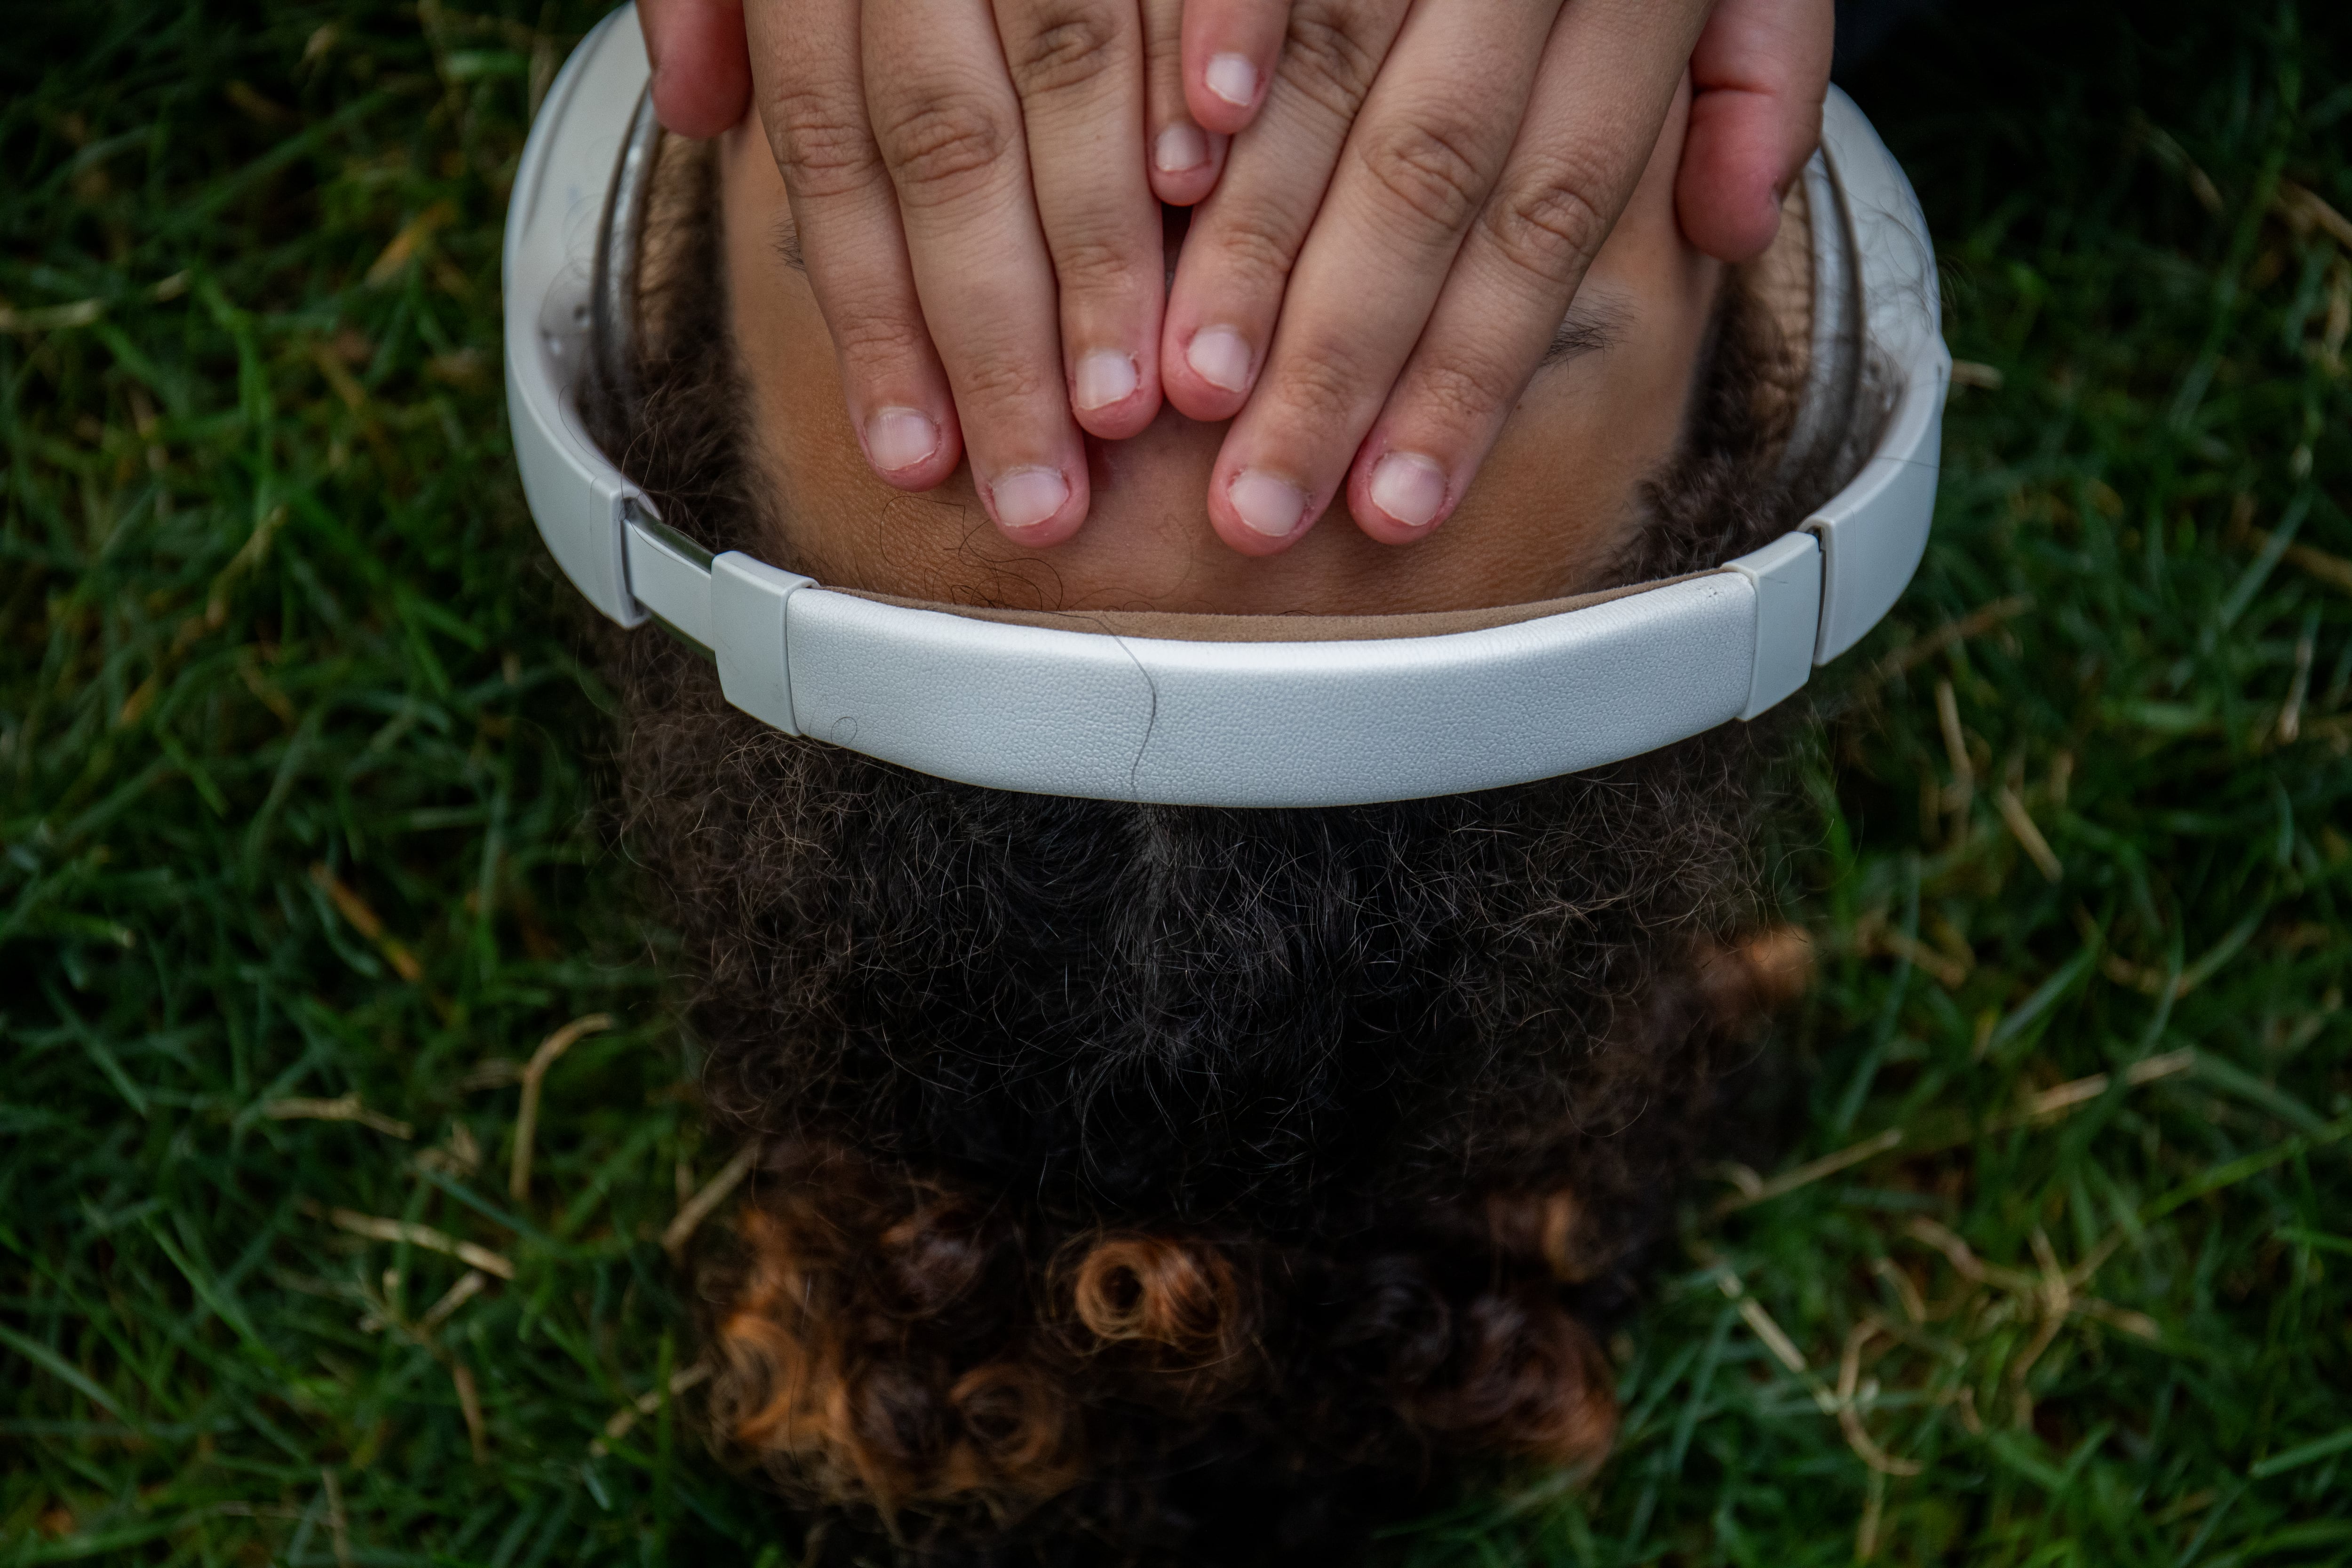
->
xmin=503 ymin=6 xmax=1948 ymax=806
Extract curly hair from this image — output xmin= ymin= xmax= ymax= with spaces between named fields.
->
xmin=589 ymin=134 xmax=1844 ymax=1566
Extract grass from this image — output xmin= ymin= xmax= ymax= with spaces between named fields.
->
xmin=2 ymin=0 xmax=2348 ymax=1563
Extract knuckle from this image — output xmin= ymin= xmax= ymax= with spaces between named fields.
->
xmin=952 ymin=349 xmax=1060 ymax=411
xmin=826 ymin=306 xmax=933 ymax=369
xmin=1195 ymin=184 xmax=1327 ymax=291
xmin=1267 ymin=338 xmax=1374 ymax=427
xmin=1197 ymin=203 xmax=1305 ymax=291
xmin=1277 ymin=4 xmax=1384 ymax=122
xmin=769 ymin=84 xmax=882 ymax=197
xmin=1354 ymin=113 xmax=1496 ymax=238
xmin=1481 ymin=161 xmax=1612 ymax=287
xmin=1003 ymin=5 xmax=1127 ymax=99
xmin=874 ymin=89 xmax=1016 ymax=207
xmin=1407 ymin=354 xmax=1510 ymax=432
xmin=1048 ymin=233 xmax=1145 ymax=298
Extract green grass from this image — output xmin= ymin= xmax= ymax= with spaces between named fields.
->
xmin=3 ymin=1 xmax=2348 ymax=1563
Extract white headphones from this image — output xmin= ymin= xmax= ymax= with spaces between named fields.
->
xmin=505 ymin=7 xmax=1948 ymax=808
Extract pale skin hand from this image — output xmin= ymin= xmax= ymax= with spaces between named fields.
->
xmin=636 ymin=0 xmax=1831 ymax=553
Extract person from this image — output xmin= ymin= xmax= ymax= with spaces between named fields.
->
xmin=580 ymin=39 xmax=1854 ymax=1561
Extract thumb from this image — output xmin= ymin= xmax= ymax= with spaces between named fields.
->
xmin=1675 ymin=0 xmax=1834 ymax=263
xmin=639 ymin=0 xmax=753 ymax=139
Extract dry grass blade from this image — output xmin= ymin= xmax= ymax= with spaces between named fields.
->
xmin=328 ymin=1209 xmax=514 ymax=1280
xmin=1995 ymin=785 xmax=2065 ymax=881
xmin=1906 ymin=1217 xmax=2024 ymax=1290
xmin=1936 ymin=679 xmax=1974 ymax=824
xmin=2101 ymin=952 xmax=2185 ymax=999
xmin=2002 ymin=1229 xmax=2076 ymax=1425
xmin=1716 ymin=1128 xmax=1905 ymax=1216
xmin=1904 ymin=1217 xmax=2160 ymax=1351
xmin=1871 ymin=1258 xmax=1929 ymax=1326
xmin=418 ymin=1269 xmax=490 ymax=1334
xmin=2074 ymin=1297 xmax=2161 ymax=1340
xmin=262 ymin=1094 xmax=413 ymax=1139
xmin=458 ymin=1057 xmax=522 ymax=1091
xmin=1856 ymin=913 xmax=1971 ymax=988
xmin=1873 ymin=595 xmax=2034 ymax=682
xmin=309 ymin=863 xmax=423 ymax=982
xmin=2096 ymin=910 xmax=2261 ymax=1002
xmin=588 ymin=1361 xmax=712 ymax=1457
xmin=319 ymin=1469 xmax=353 ymax=1568
xmin=1837 ymin=1321 xmax=1924 ymax=1476
xmin=2238 ymin=522 xmax=2352 ymax=597
xmin=662 ymin=1143 xmax=758 ymax=1258
xmin=1708 ymin=1259 xmax=1838 ymax=1413
xmin=2276 ymin=178 xmax=2352 ymax=251
xmin=364 ymin=199 xmax=455 ymax=285
xmin=0 ymin=298 xmax=105 ymax=332
xmin=1856 ymin=1470 xmax=1888 ymax=1562
xmin=508 ymin=1012 xmax=617 ymax=1202
xmin=2023 ymin=1048 xmax=2195 ymax=1117
xmin=451 ymin=1362 xmax=487 ymax=1463
xmin=2278 ymin=625 xmax=2315 ymax=743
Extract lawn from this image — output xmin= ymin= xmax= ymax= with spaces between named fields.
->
xmin=3 ymin=1 xmax=2349 ymax=1563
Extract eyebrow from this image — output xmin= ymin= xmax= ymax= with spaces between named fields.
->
xmin=1540 ymin=289 xmax=1632 ymax=367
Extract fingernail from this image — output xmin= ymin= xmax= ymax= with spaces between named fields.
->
xmin=1228 ymin=469 xmax=1307 ymax=538
xmin=1367 ymin=451 xmax=1449 ymax=531
xmin=1074 ymin=350 xmax=1139 ymax=412
xmin=1154 ymin=122 xmax=1209 ymax=174
xmin=990 ymin=466 xmax=1070 ymax=533
xmin=1205 ymin=53 xmax=1257 ymax=109
xmin=865 ymin=406 xmax=940 ymax=473
xmin=1185 ymin=326 xmax=1252 ymax=393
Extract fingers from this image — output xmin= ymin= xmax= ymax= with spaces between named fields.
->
xmin=1180 ymin=0 xmax=1292 ymax=134
xmin=1197 ymin=0 xmax=1561 ymax=556
xmin=753 ymin=0 xmax=1162 ymax=535
xmin=1676 ymin=0 xmax=1835 ymax=262
xmin=1160 ymin=0 xmax=1411 ymax=426
xmin=1142 ymin=0 xmax=1226 ymax=205
xmin=863 ymin=0 xmax=1088 ymax=541
xmin=639 ymin=0 xmax=752 ymax=138
xmin=1346 ymin=0 xmax=1713 ymax=545
xmin=993 ymin=0 xmax=1165 ymax=440
xmin=747 ymin=0 xmax=964 ymax=496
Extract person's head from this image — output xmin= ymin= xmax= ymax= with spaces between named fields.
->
xmin=591 ymin=86 xmax=1853 ymax=1568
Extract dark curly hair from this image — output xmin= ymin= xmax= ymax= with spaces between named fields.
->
xmin=588 ymin=134 xmax=1844 ymax=1566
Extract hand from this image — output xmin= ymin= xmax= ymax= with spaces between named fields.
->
xmin=644 ymin=0 xmax=1203 ymax=545
xmin=636 ymin=0 xmax=1832 ymax=554
xmin=1159 ymin=0 xmax=1832 ymax=554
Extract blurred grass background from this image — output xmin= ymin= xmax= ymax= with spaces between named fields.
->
xmin=3 ymin=1 xmax=2348 ymax=1563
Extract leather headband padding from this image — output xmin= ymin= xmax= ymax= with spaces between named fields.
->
xmin=834 ymin=572 xmax=1708 ymax=645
